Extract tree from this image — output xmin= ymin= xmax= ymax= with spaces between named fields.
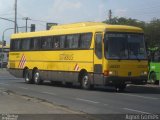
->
xmin=103 ymin=17 xmax=160 ymax=48
xmin=103 ymin=17 xmax=145 ymax=28
xmin=144 ymin=18 xmax=160 ymax=47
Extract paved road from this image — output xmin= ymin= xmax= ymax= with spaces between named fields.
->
xmin=0 ymin=69 xmax=160 ymax=115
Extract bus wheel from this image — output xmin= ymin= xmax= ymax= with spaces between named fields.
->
xmin=81 ymin=74 xmax=91 ymax=90
xmin=24 ymin=69 xmax=32 ymax=84
xmin=65 ymin=82 xmax=73 ymax=88
xmin=115 ymin=84 xmax=126 ymax=92
xmin=149 ymin=72 xmax=157 ymax=84
xmin=33 ymin=70 xmax=43 ymax=85
xmin=155 ymin=80 xmax=159 ymax=85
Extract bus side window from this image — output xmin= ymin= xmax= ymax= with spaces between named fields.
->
xmin=53 ymin=36 xmax=60 ymax=49
xmin=41 ymin=37 xmax=53 ymax=49
xmin=80 ymin=33 xmax=92 ymax=49
xmin=66 ymin=35 xmax=72 ymax=48
xmin=95 ymin=33 xmax=102 ymax=59
xmin=48 ymin=37 xmax=53 ymax=49
xmin=66 ymin=34 xmax=79 ymax=49
xmin=12 ymin=39 xmax=21 ymax=51
xmin=66 ymin=35 xmax=71 ymax=48
xmin=60 ymin=36 xmax=65 ymax=49
xmin=71 ymin=35 xmax=79 ymax=49
xmin=30 ymin=37 xmax=41 ymax=50
xmin=10 ymin=40 xmax=14 ymax=51
xmin=154 ymin=51 xmax=160 ymax=62
xmin=21 ymin=38 xmax=30 ymax=51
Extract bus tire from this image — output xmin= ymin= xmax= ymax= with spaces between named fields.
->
xmin=33 ymin=70 xmax=43 ymax=85
xmin=155 ymin=80 xmax=159 ymax=85
xmin=50 ymin=81 xmax=56 ymax=85
xmin=149 ymin=72 xmax=157 ymax=84
xmin=65 ymin=82 xmax=73 ymax=88
xmin=24 ymin=69 xmax=32 ymax=84
xmin=115 ymin=84 xmax=126 ymax=92
xmin=80 ymin=73 xmax=91 ymax=90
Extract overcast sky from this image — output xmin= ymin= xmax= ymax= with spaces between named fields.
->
xmin=0 ymin=0 xmax=160 ymax=43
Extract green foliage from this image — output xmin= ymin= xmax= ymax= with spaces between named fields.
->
xmin=144 ymin=19 xmax=160 ymax=48
xmin=103 ymin=17 xmax=145 ymax=28
xmin=103 ymin=17 xmax=160 ymax=48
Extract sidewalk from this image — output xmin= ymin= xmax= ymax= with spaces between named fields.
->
xmin=0 ymin=68 xmax=13 ymax=77
xmin=0 ymin=87 xmax=76 ymax=114
xmin=0 ymin=87 xmax=94 ymax=120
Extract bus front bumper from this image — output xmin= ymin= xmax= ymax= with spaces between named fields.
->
xmin=104 ymin=76 xmax=148 ymax=85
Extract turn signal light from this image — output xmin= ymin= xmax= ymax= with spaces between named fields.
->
xmin=104 ymin=70 xmax=109 ymax=76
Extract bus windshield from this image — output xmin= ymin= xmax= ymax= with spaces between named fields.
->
xmin=148 ymin=47 xmax=160 ymax=62
xmin=105 ymin=33 xmax=147 ymax=60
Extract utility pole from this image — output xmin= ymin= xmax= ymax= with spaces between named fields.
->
xmin=23 ymin=17 xmax=31 ymax=32
xmin=14 ymin=0 xmax=17 ymax=33
xmin=1 ymin=26 xmax=27 ymax=68
xmin=1 ymin=28 xmax=14 ymax=68
xmin=108 ymin=9 xmax=112 ymax=24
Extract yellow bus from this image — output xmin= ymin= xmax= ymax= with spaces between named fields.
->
xmin=8 ymin=22 xmax=148 ymax=91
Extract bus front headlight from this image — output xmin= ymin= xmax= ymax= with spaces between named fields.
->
xmin=109 ymin=71 xmax=113 ymax=75
xmin=141 ymin=71 xmax=147 ymax=76
xmin=109 ymin=71 xmax=117 ymax=76
xmin=104 ymin=70 xmax=117 ymax=76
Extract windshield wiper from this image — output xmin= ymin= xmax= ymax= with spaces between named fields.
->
xmin=118 ymin=55 xmax=122 ymax=61
xmin=133 ymin=53 xmax=141 ymax=61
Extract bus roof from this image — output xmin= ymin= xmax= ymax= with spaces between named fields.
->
xmin=51 ymin=22 xmax=143 ymax=31
xmin=11 ymin=22 xmax=143 ymax=39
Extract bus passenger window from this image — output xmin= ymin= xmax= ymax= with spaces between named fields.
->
xmin=30 ymin=38 xmax=41 ymax=50
xmin=41 ymin=38 xmax=47 ymax=49
xmin=12 ymin=40 xmax=21 ymax=51
xmin=21 ymin=39 xmax=30 ymax=50
xmin=66 ymin=35 xmax=79 ymax=49
xmin=95 ymin=33 xmax=102 ymax=59
xmin=41 ymin=37 xmax=53 ymax=49
xmin=55 ymin=42 xmax=59 ymax=48
xmin=53 ymin=36 xmax=60 ymax=49
xmin=80 ymin=33 xmax=92 ymax=49
xmin=60 ymin=36 xmax=65 ymax=49
xmin=47 ymin=37 xmax=53 ymax=49
xmin=10 ymin=40 xmax=15 ymax=51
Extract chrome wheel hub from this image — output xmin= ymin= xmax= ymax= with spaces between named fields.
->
xmin=35 ymin=72 xmax=39 ymax=82
xmin=83 ymin=76 xmax=88 ymax=86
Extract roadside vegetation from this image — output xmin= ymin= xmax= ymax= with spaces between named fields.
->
xmin=103 ymin=17 xmax=160 ymax=48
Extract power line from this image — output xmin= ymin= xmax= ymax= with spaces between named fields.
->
xmin=30 ymin=19 xmax=52 ymax=23
xmin=17 ymin=12 xmax=53 ymax=23
xmin=0 ymin=12 xmax=14 ymax=16
xmin=0 ymin=17 xmax=15 ymax=23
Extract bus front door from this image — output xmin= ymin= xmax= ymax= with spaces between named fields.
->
xmin=94 ymin=32 xmax=103 ymax=85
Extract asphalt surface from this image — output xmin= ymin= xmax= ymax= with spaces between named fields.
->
xmin=0 ymin=69 xmax=160 ymax=115
xmin=0 ymin=88 xmax=74 ymax=114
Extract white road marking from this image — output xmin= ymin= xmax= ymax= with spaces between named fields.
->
xmin=76 ymin=98 xmax=99 ymax=104
xmin=118 ymin=93 xmax=159 ymax=100
xmin=123 ymin=108 xmax=151 ymax=114
xmin=42 ymin=92 xmax=56 ymax=96
xmin=19 ymin=87 xmax=29 ymax=90
xmin=0 ymin=83 xmax=9 ymax=86
xmin=103 ymin=104 xmax=108 ymax=106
